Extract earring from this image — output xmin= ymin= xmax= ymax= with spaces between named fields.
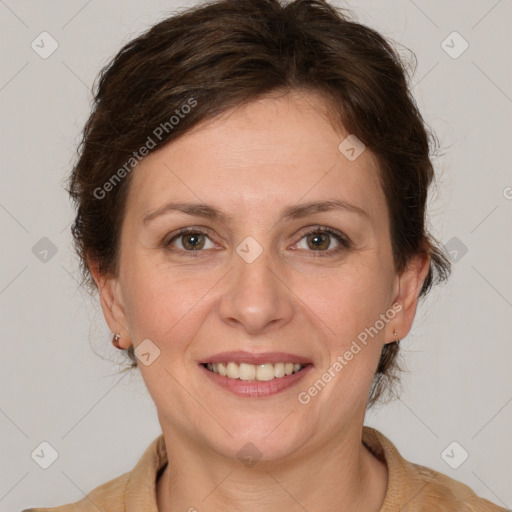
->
xmin=393 ymin=329 xmax=400 ymax=344
xmin=112 ymin=333 xmax=122 ymax=349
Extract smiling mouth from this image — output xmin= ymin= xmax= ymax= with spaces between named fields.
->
xmin=201 ymin=361 xmax=310 ymax=381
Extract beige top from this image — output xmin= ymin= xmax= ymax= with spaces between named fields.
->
xmin=23 ymin=426 xmax=507 ymax=511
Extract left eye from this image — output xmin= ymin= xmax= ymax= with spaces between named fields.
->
xmin=294 ymin=228 xmax=349 ymax=254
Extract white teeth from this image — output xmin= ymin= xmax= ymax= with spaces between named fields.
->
xmin=239 ymin=363 xmax=256 ymax=381
xmin=256 ymin=363 xmax=275 ymax=381
xmin=205 ymin=361 xmax=306 ymax=381
xmin=274 ymin=362 xmax=285 ymax=378
xmin=226 ymin=362 xmax=239 ymax=379
xmin=217 ymin=362 xmax=227 ymax=376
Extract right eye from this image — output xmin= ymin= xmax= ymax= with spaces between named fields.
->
xmin=164 ymin=228 xmax=218 ymax=254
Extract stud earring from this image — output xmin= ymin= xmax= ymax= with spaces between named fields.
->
xmin=112 ymin=333 xmax=122 ymax=349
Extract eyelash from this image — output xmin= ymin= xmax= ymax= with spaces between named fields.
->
xmin=163 ymin=226 xmax=351 ymax=259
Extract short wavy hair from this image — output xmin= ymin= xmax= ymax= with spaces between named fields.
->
xmin=67 ymin=0 xmax=451 ymax=407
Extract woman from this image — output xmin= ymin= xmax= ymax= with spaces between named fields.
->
xmin=23 ymin=0 xmax=507 ymax=510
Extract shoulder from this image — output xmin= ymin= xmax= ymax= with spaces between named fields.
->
xmin=21 ymin=471 xmax=130 ymax=512
xmin=362 ymin=426 xmax=508 ymax=512
xmin=21 ymin=434 xmax=166 ymax=512
xmin=401 ymin=459 xmax=508 ymax=512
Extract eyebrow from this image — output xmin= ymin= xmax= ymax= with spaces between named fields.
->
xmin=142 ymin=199 xmax=370 ymax=226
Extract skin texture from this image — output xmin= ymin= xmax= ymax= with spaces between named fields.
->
xmin=90 ymin=91 xmax=430 ymax=511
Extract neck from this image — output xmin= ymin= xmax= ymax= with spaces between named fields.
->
xmin=156 ymin=423 xmax=388 ymax=512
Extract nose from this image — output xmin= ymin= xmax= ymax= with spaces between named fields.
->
xmin=218 ymin=243 xmax=295 ymax=335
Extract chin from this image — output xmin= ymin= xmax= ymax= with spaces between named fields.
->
xmin=198 ymin=410 xmax=318 ymax=464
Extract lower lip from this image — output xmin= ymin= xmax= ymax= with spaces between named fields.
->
xmin=199 ymin=364 xmax=313 ymax=398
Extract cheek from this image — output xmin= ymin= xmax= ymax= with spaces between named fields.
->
xmin=309 ymin=262 xmax=390 ymax=333
xmin=303 ymin=274 xmax=390 ymax=402
xmin=301 ymin=264 xmax=392 ymax=389
xmin=120 ymin=260 xmax=218 ymax=346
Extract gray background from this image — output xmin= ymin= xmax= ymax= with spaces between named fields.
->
xmin=1 ymin=0 xmax=511 ymax=510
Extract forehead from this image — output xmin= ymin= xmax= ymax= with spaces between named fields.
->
xmin=124 ymin=92 xmax=385 ymax=225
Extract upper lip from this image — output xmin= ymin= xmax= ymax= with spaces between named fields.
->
xmin=200 ymin=351 xmax=312 ymax=366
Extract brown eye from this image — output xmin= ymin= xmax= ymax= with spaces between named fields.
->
xmin=294 ymin=227 xmax=351 ymax=257
xmin=180 ymin=232 xmax=205 ymax=250
xmin=165 ymin=228 xmax=217 ymax=253
xmin=305 ymin=232 xmax=331 ymax=251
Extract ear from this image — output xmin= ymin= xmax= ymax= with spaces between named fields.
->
xmin=88 ymin=257 xmax=131 ymax=349
xmin=384 ymin=252 xmax=430 ymax=344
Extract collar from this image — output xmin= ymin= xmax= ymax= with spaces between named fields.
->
xmin=123 ymin=426 xmax=408 ymax=511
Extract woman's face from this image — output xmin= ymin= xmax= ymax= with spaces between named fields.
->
xmin=97 ymin=91 xmax=426 ymax=461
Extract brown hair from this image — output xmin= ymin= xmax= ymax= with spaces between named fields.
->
xmin=67 ymin=0 xmax=451 ymax=407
